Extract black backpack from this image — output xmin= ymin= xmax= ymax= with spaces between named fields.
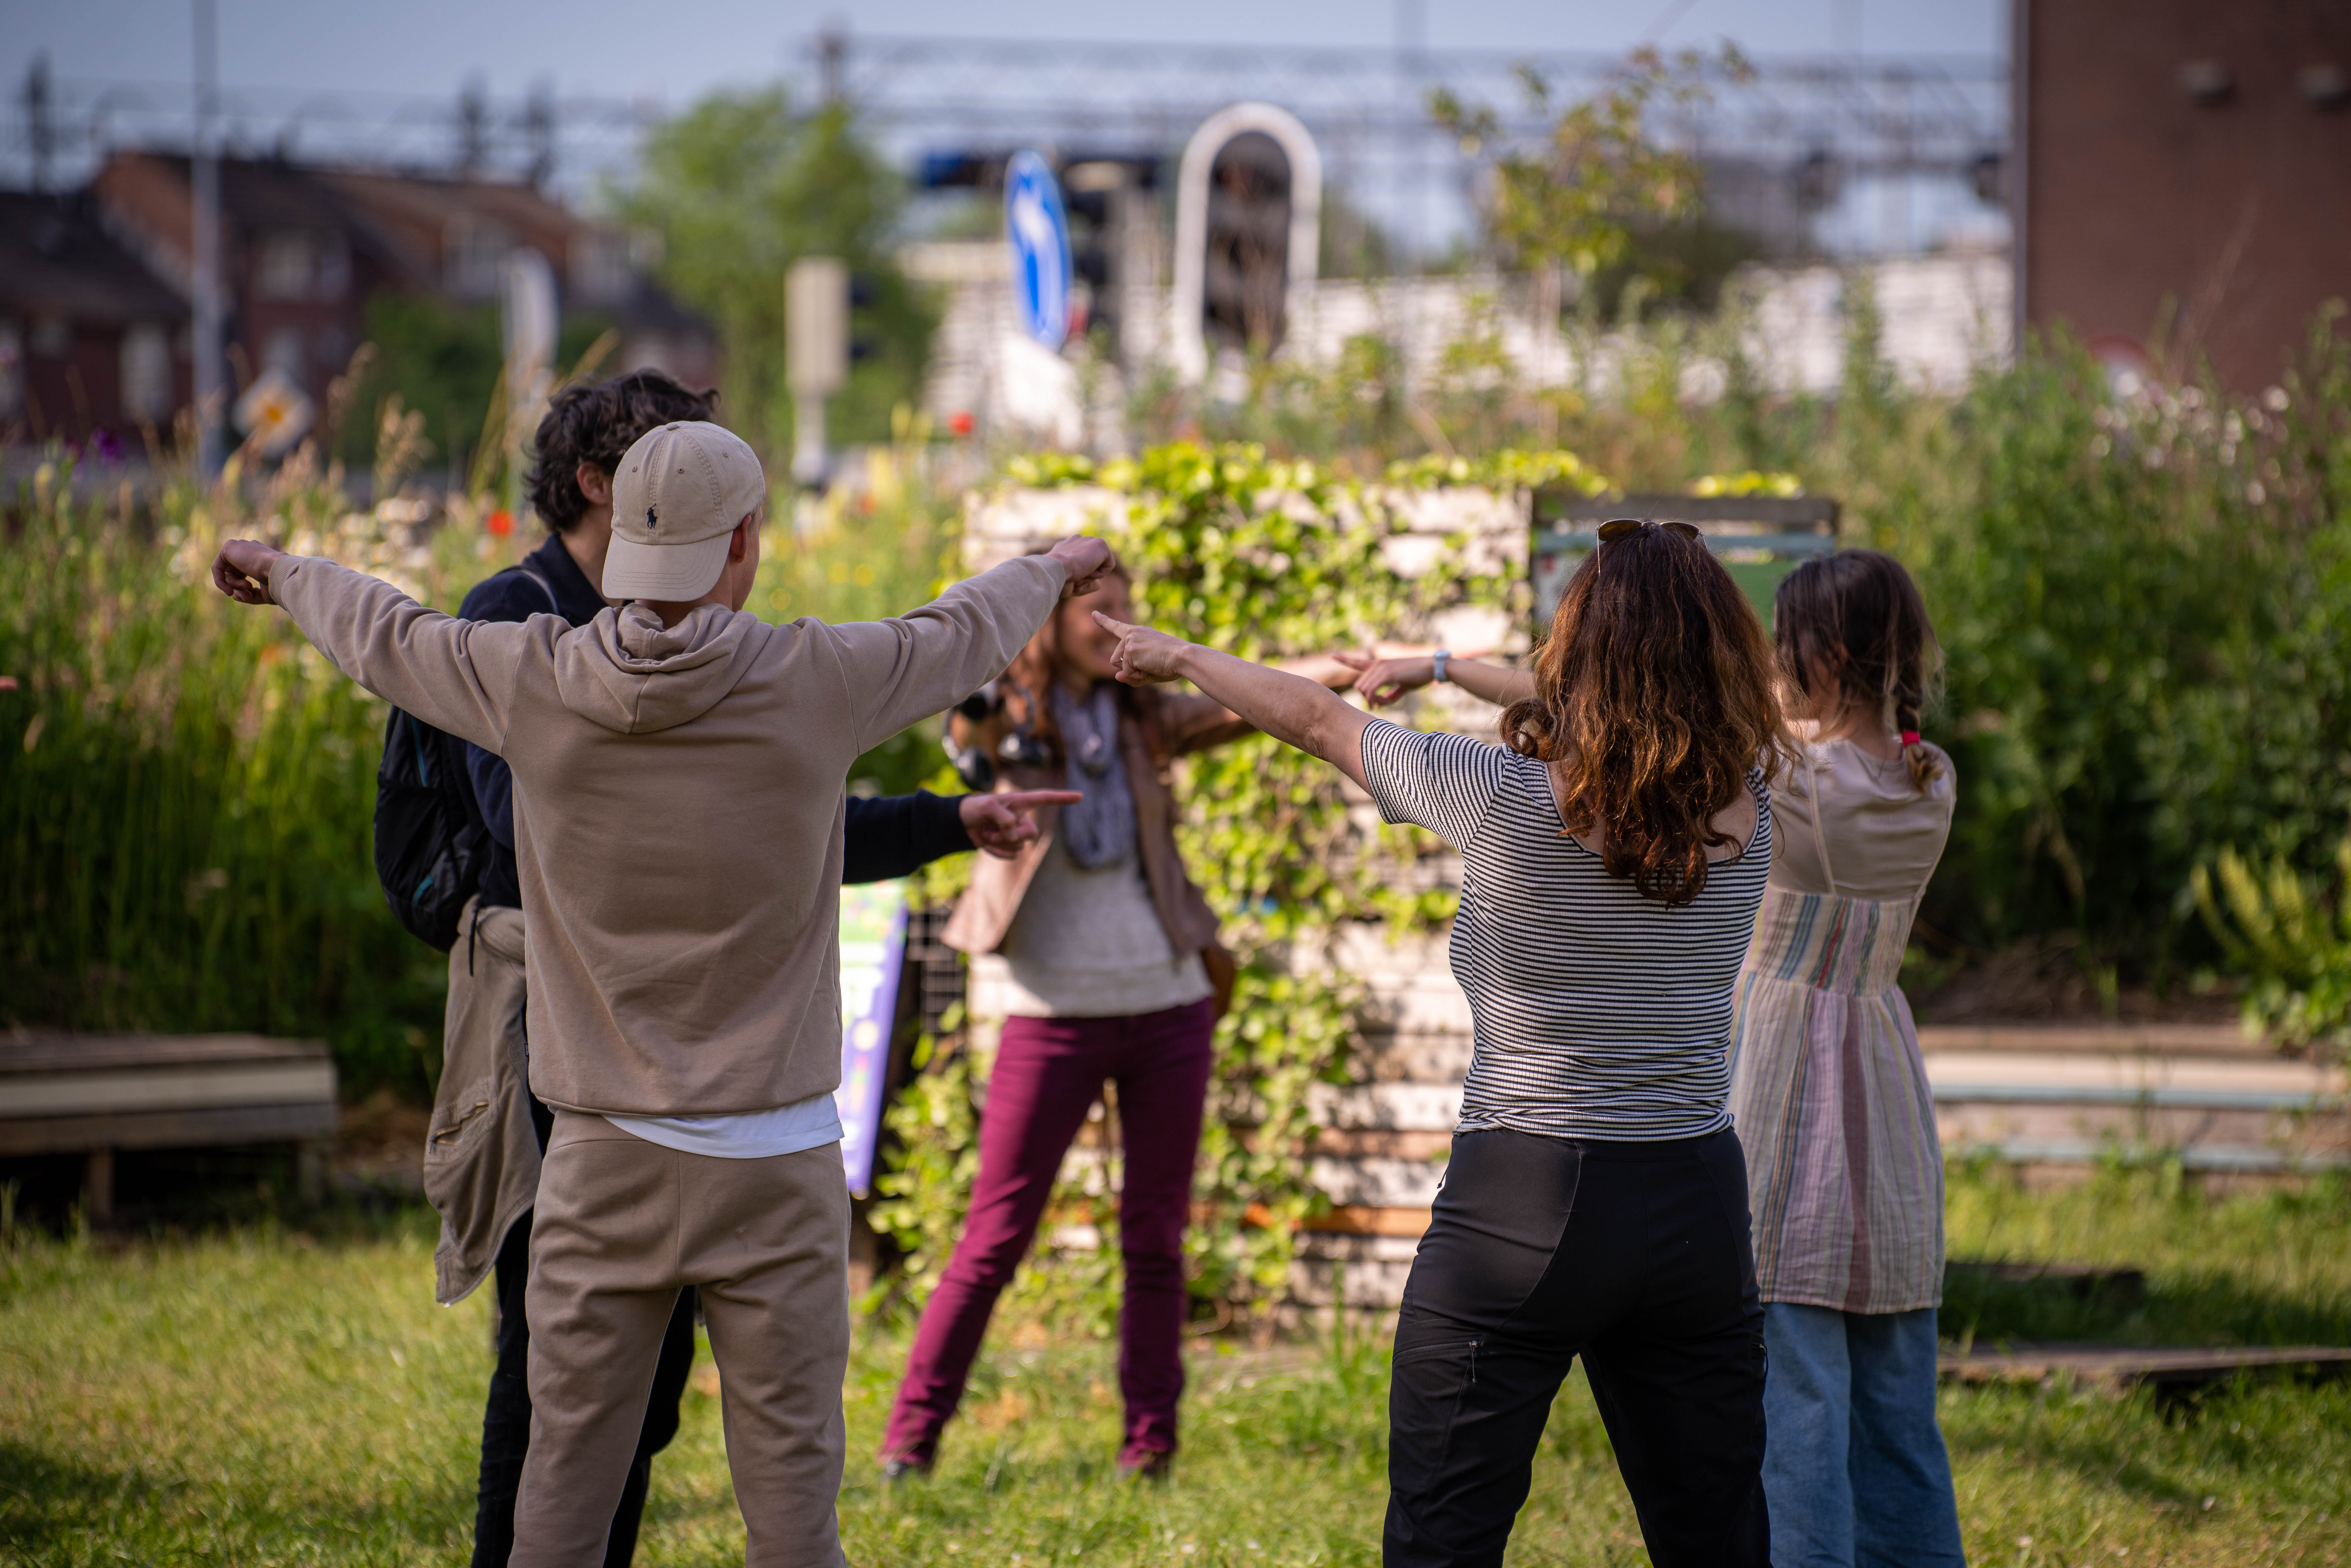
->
xmin=372 ymin=565 xmax=554 ymax=950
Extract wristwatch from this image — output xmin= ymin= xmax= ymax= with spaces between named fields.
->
xmin=1432 ymin=649 xmax=1452 ymax=685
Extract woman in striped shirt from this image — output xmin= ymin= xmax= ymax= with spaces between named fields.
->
xmin=1093 ymin=519 xmax=1790 ymax=1568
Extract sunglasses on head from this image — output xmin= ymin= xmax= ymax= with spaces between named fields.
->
xmin=1596 ymin=517 xmax=1702 ymax=544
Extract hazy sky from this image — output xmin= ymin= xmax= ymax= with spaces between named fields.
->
xmin=6 ymin=0 xmax=2002 ymax=103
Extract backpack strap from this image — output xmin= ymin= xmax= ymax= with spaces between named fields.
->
xmin=507 ymin=563 xmax=559 ymax=615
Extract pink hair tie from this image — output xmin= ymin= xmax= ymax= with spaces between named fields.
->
xmin=1899 ymin=730 xmax=1921 ymax=747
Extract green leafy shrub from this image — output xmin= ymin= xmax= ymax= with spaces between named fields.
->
xmin=2194 ymin=838 xmax=2351 ymax=1054
xmin=1887 ymin=328 xmax=2351 ymax=975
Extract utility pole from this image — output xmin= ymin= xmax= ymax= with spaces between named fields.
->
xmin=525 ymin=83 xmax=556 ymax=188
xmin=458 ymin=77 xmax=489 ymax=175
xmin=24 ymin=55 xmax=53 ymax=194
xmin=192 ymin=0 xmax=224 ymax=478
xmin=818 ymin=27 xmax=847 ymax=107
xmin=1395 ymin=0 xmax=1425 ymax=269
xmin=786 ymin=256 xmax=849 ymax=491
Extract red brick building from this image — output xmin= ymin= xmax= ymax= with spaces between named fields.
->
xmin=2015 ymin=0 xmax=2351 ymax=389
xmin=88 ymin=153 xmax=716 ymax=421
xmin=0 ymin=192 xmax=190 ymax=448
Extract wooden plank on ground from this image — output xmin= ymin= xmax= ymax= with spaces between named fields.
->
xmin=0 ymin=1102 xmax=339 ymax=1157
xmin=1940 ymin=1343 xmax=2351 ymax=1394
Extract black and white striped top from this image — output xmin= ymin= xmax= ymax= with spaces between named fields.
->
xmin=1359 ymin=717 xmax=1773 ymax=1143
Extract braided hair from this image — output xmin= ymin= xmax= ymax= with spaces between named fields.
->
xmin=1772 ymin=549 xmax=1945 ymax=791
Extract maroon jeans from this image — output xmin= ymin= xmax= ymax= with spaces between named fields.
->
xmin=881 ymin=996 xmax=1218 ymax=1468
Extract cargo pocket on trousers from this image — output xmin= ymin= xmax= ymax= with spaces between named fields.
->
xmin=1388 ymin=1330 xmax=1484 ymax=1491
xmin=424 ymin=1081 xmax=495 ymax=1167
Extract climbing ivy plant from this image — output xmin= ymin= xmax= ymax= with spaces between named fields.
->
xmin=868 ymin=441 xmax=1603 ymax=1327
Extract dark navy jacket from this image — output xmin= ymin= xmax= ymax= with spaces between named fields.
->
xmin=457 ymin=530 xmax=971 ymax=908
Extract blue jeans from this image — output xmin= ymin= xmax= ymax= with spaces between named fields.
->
xmin=1762 ymin=1303 xmax=1966 ymax=1568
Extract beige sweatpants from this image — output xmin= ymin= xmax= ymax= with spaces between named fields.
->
xmin=510 ymin=1111 xmax=850 ymax=1568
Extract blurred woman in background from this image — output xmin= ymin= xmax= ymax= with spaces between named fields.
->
xmin=879 ymin=565 xmax=1353 ymax=1481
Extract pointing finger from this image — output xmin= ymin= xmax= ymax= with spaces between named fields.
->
xmin=1090 ymin=611 xmax=1139 ymax=635
xmin=995 ymin=789 xmax=1083 ymax=810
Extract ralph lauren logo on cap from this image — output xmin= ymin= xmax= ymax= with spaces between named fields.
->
xmin=646 ymin=507 xmax=658 ymax=531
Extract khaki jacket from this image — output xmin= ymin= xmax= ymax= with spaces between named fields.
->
xmin=943 ymin=690 xmax=1245 ymax=959
xmin=424 ymin=896 xmax=536 ymax=1305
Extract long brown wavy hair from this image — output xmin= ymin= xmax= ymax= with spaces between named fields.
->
xmin=1500 ymin=523 xmax=1791 ymax=906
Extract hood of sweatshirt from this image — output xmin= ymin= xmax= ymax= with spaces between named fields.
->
xmin=553 ymin=601 xmax=766 ymax=735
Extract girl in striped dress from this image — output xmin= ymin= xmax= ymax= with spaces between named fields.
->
xmin=1727 ymin=549 xmax=1965 ymax=1568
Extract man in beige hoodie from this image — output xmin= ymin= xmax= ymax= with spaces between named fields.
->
xmin=214 ymin=420 xmax=1111 ymax=1567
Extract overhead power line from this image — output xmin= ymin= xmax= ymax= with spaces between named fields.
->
xmin=1 ymin=32 xmax=2007 ymax=255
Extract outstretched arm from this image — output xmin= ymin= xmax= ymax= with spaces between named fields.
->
xmin=1152 ymin=653 xmax=1369 ymax=757
xmin=213 ymin=538 xmax=525 ymax=752
xmin=841 ymin=788 xmax=1082 ymax=880
xmin=832 ymin=537 xmax=1115 ymax=754
xmin=1094 ymin=613 xmax=1373 ymax=790
xmin=1334 ymin=649 xmax=1536 ymax=710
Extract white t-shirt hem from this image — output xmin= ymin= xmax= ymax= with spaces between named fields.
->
xmin=605 ymin=1090 xmax=844 ymax=1160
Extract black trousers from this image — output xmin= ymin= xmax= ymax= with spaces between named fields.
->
xmin=1384 ymin=1127 xmax=1770 ymax=1568
xmin=470 ymin=1095 xmax=698 ymax=1568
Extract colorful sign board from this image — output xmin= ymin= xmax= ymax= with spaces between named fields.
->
xmin=836 ymin=880 xmax=909 ymax=1197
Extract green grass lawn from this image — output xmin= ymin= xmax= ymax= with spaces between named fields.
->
xmin=4 ymin=1167 xmax=2349 ymax=1566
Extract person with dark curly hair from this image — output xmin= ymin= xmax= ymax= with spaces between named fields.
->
xmin=444 ymin=370 xmax=1074 ymax=1567
xmin=1099 ymin=519 xmax=1792 ymax=1568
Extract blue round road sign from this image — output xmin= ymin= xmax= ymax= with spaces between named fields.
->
xmin=1005 ymin=150 xmax=1073 ymax=350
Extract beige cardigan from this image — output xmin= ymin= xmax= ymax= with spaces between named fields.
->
xmin=942 ymin=690 xmax=1241 ymax=962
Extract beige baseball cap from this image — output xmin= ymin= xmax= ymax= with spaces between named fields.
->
xmin=602 ymin=421 xmax=768 ymax=601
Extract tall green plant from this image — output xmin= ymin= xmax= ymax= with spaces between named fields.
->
xmin=0 ymin=455 xmax=485 ymax=1091
xmin=1429 ymin=47 xmax=1733 ymax=287
xmin=1892 ymin=335 xmax=2343 ymax=970
xmin=2194 ymin=838 xmax=2351 ymax=1054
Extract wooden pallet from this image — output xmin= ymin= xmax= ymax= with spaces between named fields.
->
xmin=0 ymin=1033 xmax=338 ymax=1222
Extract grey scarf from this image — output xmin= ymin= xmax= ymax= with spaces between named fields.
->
xmin=1052 ymin=682 xmax=1138 ymax=870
